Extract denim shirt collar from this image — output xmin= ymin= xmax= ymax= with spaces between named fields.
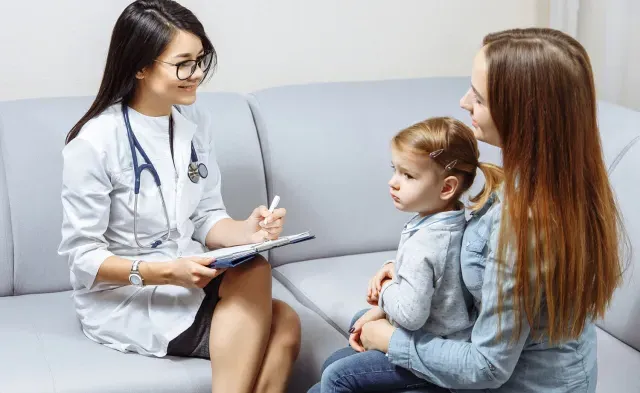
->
xmin=402 ymin=209 xmax=466 ymax=235
xmin=470 ymin=184 xmax=504 ymax=218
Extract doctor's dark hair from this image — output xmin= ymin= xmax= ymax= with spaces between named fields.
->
xmin=65 ymin=0 xmax=216 ymax=144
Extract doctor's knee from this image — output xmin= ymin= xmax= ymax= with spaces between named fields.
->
xmin=239 ymin=254 xmax=271 ymax=277
xmin=219 ymin=255 xmax=271 ymax=297
xmin=272 ymin=300 xmax=302 ymax=357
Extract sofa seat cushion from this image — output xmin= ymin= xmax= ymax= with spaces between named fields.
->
xmin=0 ymin=278 xmax=345 ymax=393
xmin=595 ymin=326 xmax=640 ymax=393
xmin=274 ymin=250 xmax=396 ymax=335
xmin=275 ymin=251 xmax=640 ymax=392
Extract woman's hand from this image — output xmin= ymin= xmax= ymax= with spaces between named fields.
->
xmin=360 ymin=319 xmax=397 ymax=353
xmin=367 ymin=262 xmax=396 ymax=305
xmin=164 ymin=257 xmax=226 ymax=288
xmin=348 ymin=307 xmax=387 ymax=352
xmin=245 ymin=205 xmax=287 ymax=243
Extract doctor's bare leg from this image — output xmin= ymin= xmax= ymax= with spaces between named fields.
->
xmin=252 ymin=299 xmax=301 ymax=393
xmin=208 ymin=255 xmax=298 ymax=393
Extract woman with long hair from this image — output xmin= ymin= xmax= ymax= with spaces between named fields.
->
xmin=322 ymin=27 xmax=628 ymax=393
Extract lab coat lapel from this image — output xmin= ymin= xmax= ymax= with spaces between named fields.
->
xmin=171 ymin=106 xmax=197 ymax=227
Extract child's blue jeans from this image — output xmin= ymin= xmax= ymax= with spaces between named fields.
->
xmin=307 ymin=309 xmax=449 ymax=393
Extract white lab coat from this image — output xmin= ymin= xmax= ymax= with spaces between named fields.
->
xmin=58 ymin=103 xmax=230 ymax=357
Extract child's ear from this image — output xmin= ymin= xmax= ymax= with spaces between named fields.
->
xmin=441 ymin=175 xmax=460 ymax=202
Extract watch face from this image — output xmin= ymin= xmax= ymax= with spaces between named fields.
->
xmin=129 ymin=274 xmax=142 ymax=286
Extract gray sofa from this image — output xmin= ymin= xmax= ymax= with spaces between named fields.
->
xmin=0 ymin=77 xmax=638 ymax=393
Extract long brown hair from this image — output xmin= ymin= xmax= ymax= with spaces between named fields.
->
xmin=483 ymin=28 xmax=627 ymax=342
xmin=391 ymin=117 xmax=503 ymax=209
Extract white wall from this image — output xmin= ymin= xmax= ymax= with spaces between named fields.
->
xmin=0 ymin=0 xmax=548 ymax=101
xmin=576 ymin=0 xmax=640 ymax=111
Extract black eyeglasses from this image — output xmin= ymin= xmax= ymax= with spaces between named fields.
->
xmin=154 ymin=52 xmax=214 ymax=81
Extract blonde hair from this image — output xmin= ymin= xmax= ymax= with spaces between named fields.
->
xmin=391 ymin=116 xmax=503 ymax=210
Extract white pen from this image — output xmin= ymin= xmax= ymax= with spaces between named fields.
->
xmin=263 ymin=195 xmax=280 ymax=225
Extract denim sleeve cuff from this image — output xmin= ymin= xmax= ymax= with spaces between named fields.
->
xmin=387 ymin=327 xmax=412 ymax=368
xmin=377 ymin=280 xmax=394 ymax=309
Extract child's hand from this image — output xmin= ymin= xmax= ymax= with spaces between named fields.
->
xmin=366 ymin=262 xmax=396 ymax=305
xmin=348 ymin=307 xmax=387 ymax=352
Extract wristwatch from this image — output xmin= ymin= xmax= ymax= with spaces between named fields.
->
xmin=128 ymin=260 xmax=144 ymax=287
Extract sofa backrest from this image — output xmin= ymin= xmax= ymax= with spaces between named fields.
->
xmin=0 ymin=93 xmax=266 ymax=295
xmin=590 ymin=100 xmax=640 ymax=351
xmin=247 ymin=77 xmax=640 ymax=349
xmin=0 ymin=97 xmax=73 ymax=295
xmin=0 ymin=127 xmax=13 ymax=296
xmin=0 ymin=78 xmax=638 ymax=354
xmin=249 ymin=77 xmax=502 ymax=267
xmin=599 ymin=137 xmax=640 ymax=351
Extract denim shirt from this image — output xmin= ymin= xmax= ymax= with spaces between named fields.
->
xmin=387 ymin=190 xmax=598 ymax=392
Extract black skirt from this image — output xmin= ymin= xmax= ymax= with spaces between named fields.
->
xmin=166 ymin=272 xmax=226 ymax=359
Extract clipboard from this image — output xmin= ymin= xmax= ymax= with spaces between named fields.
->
xmin=200 ymin=232 xmax=315 ymax=269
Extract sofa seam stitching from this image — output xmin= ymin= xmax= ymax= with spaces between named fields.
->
xmin=608 ymin=135 xmax=640 ymax=174
xmin=272 ymin=269 xmax=349 ymax=338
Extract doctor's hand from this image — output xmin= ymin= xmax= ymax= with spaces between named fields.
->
xmin=166 ymin=257 xmax=225 ymax=288
xmin=245 ymin=205 xmax=287 ymax=244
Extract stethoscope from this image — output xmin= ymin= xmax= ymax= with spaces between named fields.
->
xmin=122 ymin=103 xmax=209 ymax=248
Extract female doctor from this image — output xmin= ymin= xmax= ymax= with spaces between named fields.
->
xmin=58 ymin=1 xmax=301 ymax=392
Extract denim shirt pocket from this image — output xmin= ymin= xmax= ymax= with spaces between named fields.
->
xmin=462 ymin=218 xmax=491 ymax=294
xmin=466 ymin=236 xmax=488 ymax=253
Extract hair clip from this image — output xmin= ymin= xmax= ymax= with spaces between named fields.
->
xmin=429 ymin=149 xmax=444 ymax=158
xmin=445 ymin=160 xmax=458 ymax=171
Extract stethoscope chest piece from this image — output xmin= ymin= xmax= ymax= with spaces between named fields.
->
xmin=188 ymin=161 xmax=208 ymax=183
